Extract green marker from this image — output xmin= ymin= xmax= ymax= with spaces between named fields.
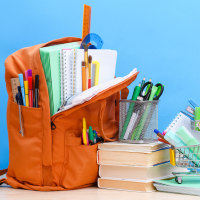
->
xmin=88 ymin=126 xmax=94 ymax=144
xmin=120 ymin=83 xmax=141 ymax=139
xmin=131 ymin=86 xmax=158 ymax=140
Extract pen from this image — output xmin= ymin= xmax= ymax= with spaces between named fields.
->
xmin=141 ymin=77 xmax=145 ymax=87
xmin=120 ymin=83 xmax=141 ymax=139
xmin=24 ymin=80 xmax=29 ymax=107
xmin=88 ymin=55 xmax=92 ymax=89
xmin=154 ymin=129 xmax=171 ymax=145
xmin=181 ymin=111 xmax=194 ymax=121
xmin=18 ymin=74 xmax=25 ymax=106
xmin=35 ymin=75 xmax=39 ymax=108
xmin=189 ymin=99 xmax=199 ymax=108
xmin=28 ymin=76 xmax=33 ymax=107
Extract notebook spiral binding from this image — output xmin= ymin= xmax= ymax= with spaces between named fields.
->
xmin=166 ymin=113 xmax=182 ymax=132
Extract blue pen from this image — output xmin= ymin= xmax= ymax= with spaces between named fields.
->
xmin=189 ymin=99 xmax=199 ymax=108
xmin=181 ymin=111 xmax=194 ymax=121
xmin=18 ymin=74 xmax=25 ymax=106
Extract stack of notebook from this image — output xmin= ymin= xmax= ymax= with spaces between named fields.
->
xmin=40 ymin=42 xmax=117 ymax=116
xmin=97 ymin=142 xmax=174 ymax=192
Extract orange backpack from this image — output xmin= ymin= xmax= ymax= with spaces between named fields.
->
xmin=1 ymin=37 xmax=138 ymax=191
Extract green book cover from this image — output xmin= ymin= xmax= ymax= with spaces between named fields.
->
xmin=155 ymin=176 xmax=200 ymax=188
xmin=40 ymin=41 xmax=81 ymax=116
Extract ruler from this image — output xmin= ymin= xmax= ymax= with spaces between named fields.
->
xmin=82 ymin=4 xmax=91 ymax=40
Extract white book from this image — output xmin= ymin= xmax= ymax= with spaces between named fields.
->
xmin=99 ymin=162 xmax=175 ymax=181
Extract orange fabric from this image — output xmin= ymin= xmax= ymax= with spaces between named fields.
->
xmin=4 ymin=37 xmax=139 ymax=191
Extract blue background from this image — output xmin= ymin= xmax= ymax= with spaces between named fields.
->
xmin=1 ymin=0 xmax=200 ymax=169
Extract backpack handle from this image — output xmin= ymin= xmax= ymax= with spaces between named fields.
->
xmin=98 ymin=88 xmax=129 ymax=142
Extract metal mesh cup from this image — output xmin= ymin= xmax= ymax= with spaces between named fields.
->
xmin=119 ymin=100 xmax=158 ymax=143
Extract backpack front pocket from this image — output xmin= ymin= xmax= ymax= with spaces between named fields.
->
xmin=7 ymin=100 xmax=43 ymax=186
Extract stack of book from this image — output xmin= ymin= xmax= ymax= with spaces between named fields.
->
xmin=97 ymin=141 xmax=174 ymax=192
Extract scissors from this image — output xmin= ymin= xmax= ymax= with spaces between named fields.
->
xmin=139 ymin=82 xmax=164 ymax=101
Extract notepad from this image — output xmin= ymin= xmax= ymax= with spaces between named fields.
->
xmin=60 ymin=49 xmax=117 ymax=105
xmin=154 ymin=176 xmax=200 ymax=196
xmin=40 ymin=41 xmax=81 ymax=116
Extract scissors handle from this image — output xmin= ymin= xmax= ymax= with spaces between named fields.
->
xmin=139 ymin=82 xmax=153 ymax=100
xmin=153 ymin=83 xmax=164 ymax=100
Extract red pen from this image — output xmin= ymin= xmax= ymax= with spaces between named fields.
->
xmin=28 ymin=76 xmax=33 ymax=107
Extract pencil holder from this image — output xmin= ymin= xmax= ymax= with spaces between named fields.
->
xmin=119 ymin=100 xmax=159 ymax=143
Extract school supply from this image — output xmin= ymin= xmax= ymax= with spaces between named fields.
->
xmin=98 ymin=141 xmax=167 ymax=152
xmin=60 ymin=49 xmax=117 ymax=106
xmin=194 ymin=107 xmax=200 ymax=131
xmin=154 ymin=129 xmax=170 ymax=145
xmin=82 ymin=61 xmax=86 ymax=91
xmin=93 ymin=61 xmax=100 ymax=86
xmin=98 ymin=178 xmax=156 ymax=192
xmin=28 ymin=76 xmax=33 ymax=107
xmin=97 ymin=147 xmax=170 ymax=166
xmin=88 ymin=55 xmax=92 ymax=88
xmin=123 ymin=110 xmax=140 ymax=140
xmin=82 ymin=118 xmax=89 ymax=145
xmin=130 ymin=82 xmax=164 ymax=140
xmin=98 ymin=142 xmax=172 ymax=192
xmin=189 ymin=99 xmax=199 ymax=108
xmin=99 ymin=162 xmax=174 ymax=181
xmin=154 ymin=176 xmax=200 ymax=196
xmin=120 ymin=83 xmax=141 ymax=139
xmin=82 ymin=4 xmax=91 ymax=40
xmin=3 ymin=32 xmax=139 ymax=191
xmin=11 ymin=78 xmax=20 ymax=103
xmin=34 ymin=75 xmax=39 ymax=108
xmin=25 ymin=70 xmax=28 ymax=80
xmin=181 ymin=111 xmax=194 ymax=121
xmin=24 ymin=80 xmax=29 ymax=107
xmin=176 ymin=126 xmax=199 ymax=147
xmin=186 ymin=106 xmax=195 ymax=115
xmin=15 ymin=86 xmax=23 ymax=106
xmin=81 ymin=33 xmax=104 ymax=49
xmin=40 ymin=41 xmax=81 ymax=116
xmin=15 ymin=86 xmax=24 ymax=136
xmin=18 ymin=74 xmax=25 ymax=106
xmin=88 ymin=126 xmax=94 ymax=144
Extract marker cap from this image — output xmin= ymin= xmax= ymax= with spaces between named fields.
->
xmin=18 ymin=74 xmax=24 ymax=87
xmin=28 ymin=77 xmax=32 ymax=90
xmin=35 ymin=75 xmax=39 ymax=89
xmin=24 ymin=81 xmax=29 ymax=94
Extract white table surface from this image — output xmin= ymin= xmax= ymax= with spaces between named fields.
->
xmin=0 ymin=184 xmax=200 ymax=200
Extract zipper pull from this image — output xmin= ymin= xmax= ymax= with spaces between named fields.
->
xmin=51 ymin=121 xmax=56 ymax=130
xmin=18 ymin=104 xmax=24 ymax=136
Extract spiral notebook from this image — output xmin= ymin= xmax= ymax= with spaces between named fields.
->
xmin=165 ymin=112 xmax=199 ymax=137
xmin=60 ymin=49 xmax=117 ymax=105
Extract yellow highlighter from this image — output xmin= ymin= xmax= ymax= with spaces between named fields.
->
xmin=24 ymin=80 xmax=29 ymax=107
xmin=82 ymin=118 xmax=89 ymax=145
xmin=92 ymin=61 xmax=100 ymax=86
